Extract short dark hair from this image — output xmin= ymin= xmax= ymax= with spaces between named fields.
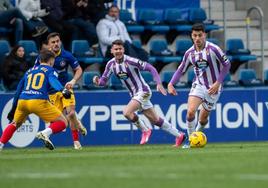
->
xmin=192 ymin=23 xmax=205 ymax=32
xmin=47 ymin=32 xmax=60 ymax=42
xmin=39 ymin=49 xmax=55 ymax=63
xmin=109 ymin=4 xmax=119 ymax=11
xmin=112 ymin=39 xmax=124 ymax=47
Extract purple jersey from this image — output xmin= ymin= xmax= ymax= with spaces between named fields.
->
xmin=101 ymin=55 xmax=151 ymax=96
xmin=171 ymin=41 xmax=230 ymax=89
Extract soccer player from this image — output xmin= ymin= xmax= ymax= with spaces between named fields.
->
xmin=0 ymin=49 xmax=72 ymax=151
xmin=36 ymin=32 xmax=87 ymax=150
xmin=167 ymin=23 xmax=231 ymax=148
xmin=93 ymin=39 xmax=186 ymax=146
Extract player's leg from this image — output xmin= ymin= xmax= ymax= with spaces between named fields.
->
xmin=186 ymin=96 xmax=203 ymax=137
xmin=196 ymin=107 xmax=210 ymax=132
xmin=123 ymin=99 xmax=151 ymax=145
xmin=65 ymin=105 xmax=85 ymax=149
xmin=196 ymin=91 xmax=221 ymax=132
xmin=142 ymin=107 xmax=186 ymax=147
xmin=0 ymin=100 xmax=27 ymax=150
xmin=34 ymin=100 xmax=68 ymax=150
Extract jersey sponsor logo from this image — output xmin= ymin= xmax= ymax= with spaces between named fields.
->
xmin=60 ymin=60 xmax=66 ymax=67
xmin=196 ymin=59 xmax=208 ymax=69
xmin=116 ymin=71 xmax=129 ymax=80
xmin=1 ymin=99 xmax=40 ymax=148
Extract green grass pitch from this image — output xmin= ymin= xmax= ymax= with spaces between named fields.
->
xmin=0 ymin=142 xmax=268 ymax=188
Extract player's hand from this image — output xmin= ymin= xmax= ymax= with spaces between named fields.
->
xmin=93 ymin=76 xmax=99 ymax=86
xmin=65 ymin=79 xmax=76 ymax=89
xmin=62 ymin=88 xmax=72 ymax=99
xmin=7 ymin=106 xmax=16 ymax=123
xmin=157 ymin=84 xmax=167 ymax=96
xmin=208 ymin=81 xmax=221 ymax=95
xmin=167 ymin=83 xmax=177 ymax=96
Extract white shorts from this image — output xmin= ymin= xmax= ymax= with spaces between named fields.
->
xmin=189 ymin=83 xmax=221 ymax=111
xmin=132 ymin=91 xmax=153 ymax=111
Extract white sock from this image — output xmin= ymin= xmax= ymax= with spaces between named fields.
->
xmin=134 ymin=119 xmax=149 ymax=131
xmin=187 ymin=119 xmax=196 ymax=137
xmin=41 ymin=128 xmax=53 ymax=137
xmin=161 ymin=120 xmax=181 ymax=137
xmin=196 ymin=122 xmax=207 ymax=132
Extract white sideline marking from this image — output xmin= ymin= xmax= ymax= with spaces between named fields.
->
xmin=236 ymin=174 xmax=268 ymax=181
xmin=7 ymin=172 xmax=72 ymax=179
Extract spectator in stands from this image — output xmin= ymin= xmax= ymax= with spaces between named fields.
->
xmin=96 ymin=5 xmax=148 ymax=61
xmin=0 ymin=0 xmax=48 ymax=43
xmin=81 ymin=0 xmax=113 ymax=25
xmin=61 ymin=0 xmax=98 ymax=46
xmin=97 ymin=5 xmax=131 ymax=58
xmin=3 ymin=45 xmax=29 ymax=90
xmin=17 ymin=0 xmax=49 ymax=35
xmin=40 ymin=0 xmax=79 ymax=49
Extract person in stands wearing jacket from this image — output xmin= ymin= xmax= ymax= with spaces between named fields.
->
xmin=96 ymin=5 xmax=132 ymax=58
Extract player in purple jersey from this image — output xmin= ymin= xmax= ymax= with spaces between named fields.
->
xmin=93 ymin=40 xmax=186 ymax=146
xmin=168 ymin=23 xmax=231 ymax=148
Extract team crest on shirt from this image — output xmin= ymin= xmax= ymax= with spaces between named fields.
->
xmin=117 ymin=71 xmax=129 ymax=80
xmin=60 ymin=60 xmax=66 ymax=67
xmin=196 ymin=59 xmax=208 ymax=70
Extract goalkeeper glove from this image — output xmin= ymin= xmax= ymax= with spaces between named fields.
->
xmin=62 ymin=88 xmax=72 ymax=99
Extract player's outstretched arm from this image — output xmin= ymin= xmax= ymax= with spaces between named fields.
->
xmin=93 ymin=76 xmax=100 ymax=86
xmin=65 ymin=66 xmax=83 ymax=89
xmin=167 ymin=83 xmax=178 ymax=96
xmin=157 ymin=84 xmax=167 ymax=96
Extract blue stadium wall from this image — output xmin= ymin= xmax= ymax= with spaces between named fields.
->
xmin=0 ymin=88 xmax=268 ymax=148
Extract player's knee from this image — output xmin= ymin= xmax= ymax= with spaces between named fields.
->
xmin=123 ymin=110 xmax=137 ymax=122
xmin=187 ymin=110 xmax=195 ymax=121
xmin=67 ymin=110 xmax=76 ymax=120
xmin=199 ymin=119 xmax=208 ymax=126
xmin=123 ymin=110 xmax=131 ymax=119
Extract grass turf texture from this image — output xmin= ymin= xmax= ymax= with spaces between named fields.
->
xmin=0 ymin=142 xmax=268 ymax=188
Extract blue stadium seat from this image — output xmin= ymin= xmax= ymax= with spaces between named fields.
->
xmin=82 ymin=71 xmax=104 ymax=90
xmin=132 ymin=39 xmax=142 ymax=48
xmin=120 ymin=10 xmax=144 ymax=33
xmin=188 ymin=8 xmax=220 ymax=32
xmin=223 ymin=73 xmax=239 ymax=87
xmin=141 ymin=71 xmax=156 ymax=89
xmin=264 ymin=70 xmax=268 ymax=85
xmin=175 ymin=39 xmax=193 ymax=56
xmin=109 ymin=74 xmax=125 ymax=90
xmin=164 ymin=9 xmax=191 ymax=33
xmin=0 ymin=40 xmax=11 ymax=58
xmin=149 ymin=39 xmax=181 ymax=63
xmin=207 ymin=38 xmax=220 ymax=46
xmin=18 ymin=40 xmax=38 ymax=62
xmin=161 ymin=71 xmax=187 ymax=88
xmin=137 ymin=9 xmax=170 ymax=33
xmin=187 ymin=68 xmax=195 ymax=86
xmin=238 ymin=69 xmax=263 ymax=87
xmin=0 ymin=27 xmax=13 ymax=35
xmin=71 ymin=40 xmax=103 ymax=64
xmin=226 ymin=39 xmax=257 ymax=74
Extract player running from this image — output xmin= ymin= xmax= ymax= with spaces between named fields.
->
xmin=0 ymin=50 xmax=72 ymax=151
xmin=93 ymin=39 xmax=186 ymax=146
xmin=168 ymin=23 xmax=231 ymax=148
xmin=36 ymin=33 xmax=87 ymax=150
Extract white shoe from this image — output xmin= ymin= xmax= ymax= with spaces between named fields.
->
xmin=36 ymin=132 xmax=55 ymax=150
xmin=78 ymin=122 xmax=87 ymax=136
xmin=74 ymin=141 xmax=82 ymax=150
xmin=0 ymin=142 xmax=4 ymax=151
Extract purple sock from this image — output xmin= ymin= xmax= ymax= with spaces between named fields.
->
xmin=155 ymin=117 xmax=164 ymax=127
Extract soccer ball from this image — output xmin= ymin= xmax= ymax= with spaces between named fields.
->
xmin=189 ymin=131 xmax=207 ymax=148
